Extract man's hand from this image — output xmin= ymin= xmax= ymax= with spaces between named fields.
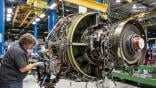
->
xmin=35 ymin=62 xmax=44 ymax=67
xmin=31 ymin=53 xmax=41 ymax=59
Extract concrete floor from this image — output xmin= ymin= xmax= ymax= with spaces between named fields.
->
xmin=23 ymin=75 xmax=40 ymax=88
xmin=23 ymin=75 xmax=140 ymax=88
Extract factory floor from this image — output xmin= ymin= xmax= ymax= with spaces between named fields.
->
xmin=23 ymin=75 xmax=140 ymax=88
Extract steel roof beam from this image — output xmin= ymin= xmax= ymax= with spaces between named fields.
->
xmin=19 ymin=10 xmax=32 ymax=27
xmin=63 ymin=0 xmax=107 ymax=13
xmin=25 ymin=9 xmax=42 ymax=28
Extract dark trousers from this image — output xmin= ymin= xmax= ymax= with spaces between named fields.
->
xmin=0 ymin=81 xmax=23 ymax=88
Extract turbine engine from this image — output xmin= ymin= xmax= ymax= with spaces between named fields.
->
xmin=46 ymin=12 xmax=146 ymax=81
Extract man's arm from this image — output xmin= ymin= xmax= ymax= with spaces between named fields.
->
xmin=19 ymin=63 xmax=37 ymax=73
xmin=19 ymin=62 xmax=44 ymax=73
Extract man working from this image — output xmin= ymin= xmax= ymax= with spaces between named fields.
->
xmin=0 ymin=33 xmax=44 ymax=88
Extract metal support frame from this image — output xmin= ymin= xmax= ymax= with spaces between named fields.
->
xmin=112 ymin=72 xmax=156 ymax=87
xmin=48 ymin=9 xmax=57 ymax=33
xmin=12 ymin=4 xmax=42 ymax=28
xmin=128 ymin=8 xmax=156 ymax=19
xmin=112 ymin=65 xmax=156 ymax=87
xmin=129 ymin=12 xmax=148 ymax=19
xmin=27 ymin=0 xmax=48 ymax=9
xmin=0 ymin=0 xmax=5 ymax=56
xmin=64 ymin=0 xmax=107 ymax=13
xmin=20 ymin=10 xmax=32 ymax=27
xmin=25 ymin=9 xmax=42 ymax=28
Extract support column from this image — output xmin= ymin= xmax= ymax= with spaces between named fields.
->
xmin=33 ymin=23 xmax=38 ymax=53
xmin=0 ymin=0 xmax=5 ymax=56
xmin=48 ymin=9 xmax=57 ymax=33
xmin=34 ymin=23 xmax=38 ymax=39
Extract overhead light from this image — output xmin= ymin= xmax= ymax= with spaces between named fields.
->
xmin=6 ymin=18 xmax=11 ymax=21
xmin=138 ymin=19 xmax=143 ymax=21
xmin=66 ymin=10 xmax=69 ymax=12
xmin=39 ymin=14 xmax=45 ymax=18
xmin=11 ymin=29 xmax=19 ymax=31
xmin=131 ymin=9 xmax=141 ymax=12
xmin=49 ymin=3 xmax=57 ymax=9
xmin=32 ymin=21 xmax=37 ymax=25
xmin=35 ymin=18 xmax=40 ymax=22
xmin=148 ymin=21 xmax=151 ymax=24
xmin=7 ymin=14 xmax=12 ymax=18
xmin=9 ymin=0 xmax=15 ymax=1
xmin=44 ymin=31 xmax=48 ymax=33
xmin=132 ymin=4 xmax=137 ymax=9
xmin=116 ymin=0 xmax=121 ymax=3
xmin=7 ymin=8 xmax=13 ymax=13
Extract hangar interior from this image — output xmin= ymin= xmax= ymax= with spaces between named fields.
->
xmin=0 ymin=0 xmax=156 ymax=88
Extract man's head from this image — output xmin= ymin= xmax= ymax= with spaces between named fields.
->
xmin=19 ymin=33 xmax=37 ymax=50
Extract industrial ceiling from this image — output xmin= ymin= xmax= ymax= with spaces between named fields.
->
xmin=5 ymin=0 xmax=156 ymax=41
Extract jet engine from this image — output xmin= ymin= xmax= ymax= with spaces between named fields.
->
xmin=45 ymin=12 xmax=146 ymax=82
